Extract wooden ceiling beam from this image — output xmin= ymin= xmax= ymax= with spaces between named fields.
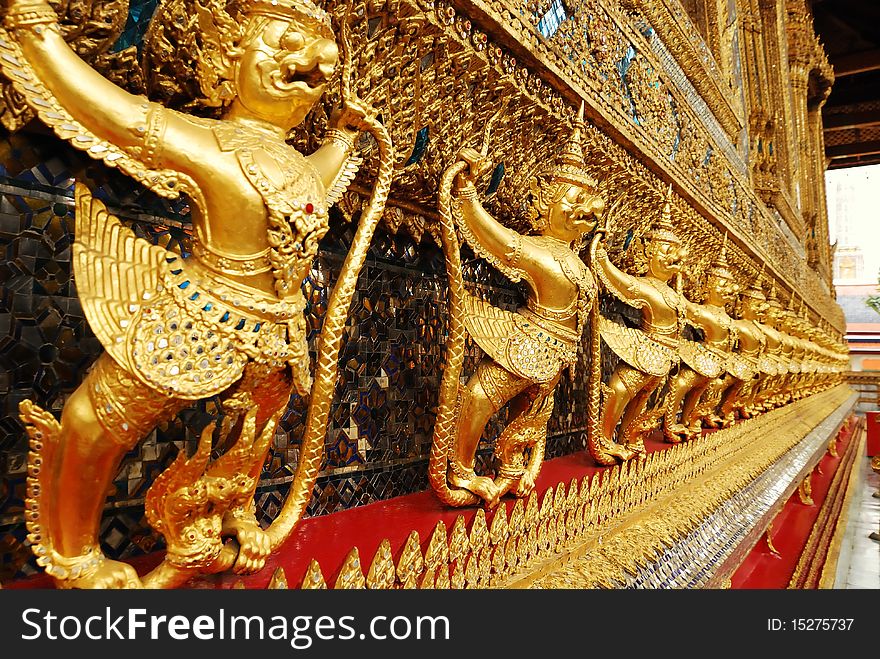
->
xmin=827 ymin=153 xmax=880 ymax=169
xmin=823 ymin=108 xmax=880 ymax=130
xmin=832 ymin=48 xmax=880 ymax=77
xmin=826 ymin=139 xmax=880 ymax=159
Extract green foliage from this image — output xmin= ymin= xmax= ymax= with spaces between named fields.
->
xmin=869 ymin=270 xmax=880 ymax=315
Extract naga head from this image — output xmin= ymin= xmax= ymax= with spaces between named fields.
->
xmin=529 ymin=103 xmax=605 ymax=243
xmin=145 ymin=408 xmax=275 ymax=571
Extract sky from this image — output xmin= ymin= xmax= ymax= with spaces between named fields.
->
xmin=826 ymin=163 xmax=880 ymax=286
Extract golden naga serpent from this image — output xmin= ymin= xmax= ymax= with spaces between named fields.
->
xmin=142 ymin=11 xmax=395 ymax=587
xmin=429 ymin=108 xmax=505 ymax=507
xmin=429 ymin=156 xmax=478 ymax=507
xmin=585 ymin=230 xmax=606 ymax=463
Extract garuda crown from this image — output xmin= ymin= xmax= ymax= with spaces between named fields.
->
xmin=236 ymin=0 xmax=334 ymax=36
xmin=648 ymin=185 xmax=682 ymax=246
xmin=544 ymin=102 xmax=597 ymax=190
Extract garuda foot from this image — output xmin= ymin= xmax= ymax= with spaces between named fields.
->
xmin=513 ymin=469 xmax=537 ymax=498
xmin=664 ymin=423 xmax=688 ymax=443
xmin=449 ymin=469 xmax=500 ymax=506
xmin=52 ymin=553 xmax=141 ymax=589
xmin=591 ymin=438 xmax=637 ymax=465
xmin=223 ymin=508 xmax=271 ymax=575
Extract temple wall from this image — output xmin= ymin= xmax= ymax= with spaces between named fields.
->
xmin=0 ymin=0 xmax=844 ymax=581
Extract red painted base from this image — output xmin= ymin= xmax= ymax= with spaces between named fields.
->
xmin=7 ymin=430 xmax=682 ymax=589
xmin=729 ymin=418 xmax=858 ymax=589
xmin=10 ymin=412 xmax=849 ymax=590
xmin=866 ymin=411 xmax=880 ymax=456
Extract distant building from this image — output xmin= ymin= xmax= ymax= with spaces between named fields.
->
xmin=836 ymin=284 xmax=880 ymax=370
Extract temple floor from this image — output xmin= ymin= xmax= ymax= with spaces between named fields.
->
xmin=833 ymin=452 xmax=880 ymax=589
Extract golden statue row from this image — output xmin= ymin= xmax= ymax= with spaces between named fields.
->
xmin=0 ymin=0 xmax=847 ymax=588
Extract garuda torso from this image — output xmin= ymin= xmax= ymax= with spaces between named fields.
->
xmin=594 ymin=267 xmax=684 ymax=378
xmin=730 ymin=317 xmax=766 ymax=379
xmin=677 ymin=301 xmax=734 ymax=380
xmin=75 ymin=116 xmax=357 ymax=400
xmin=462 ymin=235 xmax=592 ymax=383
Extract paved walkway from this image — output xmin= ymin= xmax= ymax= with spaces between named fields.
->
xmin=833 ymin=450 xmax=880 ymax=588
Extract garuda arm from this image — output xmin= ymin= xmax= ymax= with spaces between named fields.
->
xmin=0 ymin=0 xmax=361 ymax=206
xmin=591 ymin=246 xmax=649 ymax=310
xmin=0 ymin=0 xmax=206 ymax=200
xmin=453 ymin=180 xmax=530 ymax=283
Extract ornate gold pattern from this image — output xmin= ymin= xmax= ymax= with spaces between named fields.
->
xmin=298 ymin=387 xmax=851 ymax=589
xmin=4 ymin=0 xmax=393 ymax=588
xmin=0 ymin=0 xmax=850 ymax=589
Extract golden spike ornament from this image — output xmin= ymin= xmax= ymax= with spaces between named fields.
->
xmin=429 ymin=102 xmax=605 ymax=508
xmin=3 ymin=0 xmax=393 ymax=588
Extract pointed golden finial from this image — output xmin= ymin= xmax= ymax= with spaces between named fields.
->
xmin=489 ymin=504 xmax=509 ymax=545
xmin=539 ymin=488 xmax=554 ymax=520
xmin=463 ymin=552 xmax=479 ymax=588
xmin=419 ymin=566 xmax=436 ymax=589
xmin=301 ymin=559 xmax=327 ymax=589
xmin=525 ymin=491 xmax=540 ymax=527
xmin=448 ymin=515 xmax=470 ymax=564
xmin=425 ymin=521 xmax=449 ymax=569
xmin=451 ymin=561 xmax=465 ymax=589
xmin=435 ymin=564 xmax=451 ymax=589
xmin=334 ymin=547 xmax=366 ymax=589
xmin=396 ymin=530 xmax=424 ymax=586
xmin=508 ymin=499 xmax=525 ymax=537
xmin=366 ymin=539 xmax=396 ymax=589
xmin=742 ymin=262 xmax=766 ymax=301
xmin=232 ymin=580 xmax=246 ymax=589
xmin=469 ymin=509 xmax=489 ymax=551
xmin=267 ymin=567 xmax=288 ymax=590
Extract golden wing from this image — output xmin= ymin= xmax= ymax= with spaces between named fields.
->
xmin=678 ymin=339 xmax=724 ymax=378
xmin=0 ymin=29 xmax=203 ymax=206
xmin=74 ymin=184 xmax=249 ymax=398
xmin=598 ymin=315 xmax=675 ymax=377
xmin=73 ymin=183 xmax=167 ymax=372
xmin=462 ymin=294 xmax=564 ymax=383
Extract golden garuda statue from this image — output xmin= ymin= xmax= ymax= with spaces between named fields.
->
xmin=429 ymin=105 xmax=604 ymax=508
xmin=751 ymin=284 xmax=789 ymax=412
xmin=661 ymin=237 xmax=738 ymax=442
xmin=589 ymin=189 xmax=688 ymax=462
xmin=1 ymin=0 xmax=394 ymax=588
xmin=717 ymin=270 xmax=768 ymax=425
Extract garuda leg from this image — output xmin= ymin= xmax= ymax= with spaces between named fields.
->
xmin=448 ymin=360 xmax=531 ymax=505
xmin=604 ymin=364 xmax=661 ymax=456
xmin=663 ymin=366 xmax=705 ymax=442
xmin=215 ymin=364 xmax=294 ymax=574
xmin=492 ymin=376 xmax=560 ymax=506
xmin=20 ymin=353 xmax=186 ymax=588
